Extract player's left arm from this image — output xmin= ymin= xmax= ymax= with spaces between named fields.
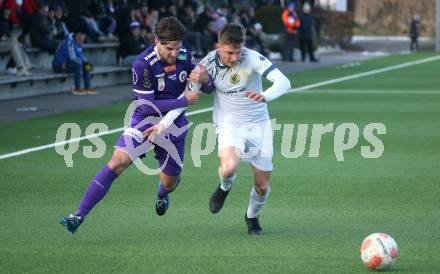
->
xmin=245 ymin=51 xmax=291 ymax=102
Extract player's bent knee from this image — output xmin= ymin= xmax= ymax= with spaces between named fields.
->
xmin=108 ymin=151 xmax=132 ymax=174
xmin=255 ymin=184 xmax=269 ymax=196
xmin=220 ymin=161 xmax=238 ymax=178
xmin=255 ymin=181 xmax=270 ymax=195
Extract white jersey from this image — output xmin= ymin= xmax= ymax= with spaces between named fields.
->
xmin=199 ymin=48 xmax=276 ymax=126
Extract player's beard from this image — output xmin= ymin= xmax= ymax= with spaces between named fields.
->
xmin=165 ymin=56 xmax=177 ymax=64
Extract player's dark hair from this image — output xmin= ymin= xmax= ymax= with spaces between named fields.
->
xmin=155 ymin=16 xmax=186 ymax=43
xmin=218 ymin=23 xmax=245 ymax=46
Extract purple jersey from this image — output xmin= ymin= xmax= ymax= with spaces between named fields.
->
xmin=131 ymin=45 xmax=196 ymax=137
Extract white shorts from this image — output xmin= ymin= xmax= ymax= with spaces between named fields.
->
xmin=216 ymin=120 xmax=273 ymax=171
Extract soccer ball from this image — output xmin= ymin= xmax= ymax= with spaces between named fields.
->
xmin=360 ymin=233 xmax=398 ymax=270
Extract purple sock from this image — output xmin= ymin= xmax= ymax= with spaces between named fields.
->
xmin=75 ymin=165 xmax=118 ymax=220
xmin=157 ymin=179 xmax=180 ymax=198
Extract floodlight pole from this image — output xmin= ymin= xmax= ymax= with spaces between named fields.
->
xmin=437 ymin=0 xmax=440 ymax=51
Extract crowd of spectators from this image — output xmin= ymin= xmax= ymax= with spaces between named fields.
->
xmin=0 ymin=0 xmax=271 ymax=63
xmin=1 ymin=0 xmax=324 ymax=95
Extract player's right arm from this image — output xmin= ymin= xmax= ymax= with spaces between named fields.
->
xmin=154 ymin=64 xmax=211 ymax=130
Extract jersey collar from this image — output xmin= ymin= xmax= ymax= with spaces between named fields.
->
xmin=154 ymin=46 xmax=162 ymax=60
xmin=215 ymin=51 xmax=228 ymax=69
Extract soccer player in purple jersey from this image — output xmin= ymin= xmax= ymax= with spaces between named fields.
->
xmin=60 ymin=17 xmax=212 ymax=234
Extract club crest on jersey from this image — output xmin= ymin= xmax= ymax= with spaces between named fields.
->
xmin=177 ymin=54 xmax=187 ymax=61
xmin=158 ymin=78 xmax=165 ymax=91
xmin=164 ymin=64 xmax=176 ymax=73
xmin=230 ymin=73 xmax=240 ymax=84
xmin=143 ymin=68 xmax=151 ymax=89
xmin=132 ymin=68 xmax=138 ymax=85
xmin=179 ymin=71 xmax=187 ymax=83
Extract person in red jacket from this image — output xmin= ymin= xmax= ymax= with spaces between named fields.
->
xmin=281 ymin=2 xmax=300 ymax=62
xmin=3 ymin=0 xmax=21 ymax=25
xmin=18 ymin=0 xmax=38 ymax=45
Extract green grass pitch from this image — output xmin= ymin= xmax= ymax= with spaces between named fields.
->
xmin=0 ymin=53 xmax=439 ymax=273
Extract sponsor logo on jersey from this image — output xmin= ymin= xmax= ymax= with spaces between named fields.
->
xmin=230 ymin=73 xmax=240 ymax=84
xmin=158 ymin=78 xmax=165 ymax=91
xmin=164 ymin=64 xmax=176 ymax=73
xmin=143 ymin=68 xmax=151 ymax=89
xmin=223 ymin=88 xmax=246 ymax=95
xmin=168 ymin=74 xmax=177 ymax=81
xmin=179 ymin=71 xmax=187 ymax=83
xmin=177 ymin=54 xmax=187 ymax=61
xmin=259 ymin=55 xmax=266 ymax=61
xmin=155 ymin=73 xmax=165 ymax=78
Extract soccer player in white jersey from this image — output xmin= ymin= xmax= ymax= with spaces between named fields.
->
xmin=202 ymin=23 xmax=291 ymax=235
xmin=150 ymin=23 xmax=291 ymax=235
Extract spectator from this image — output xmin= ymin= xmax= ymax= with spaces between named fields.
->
xmin=18 ymin=0 xmax=38 ymax=46
xmin=120 ymin=21 xmax=148 ymax=66
xmin=240 ymin=7 xmax=265 ymax=54
xmin=250 ymin=22 xmax=266 ymax=55
xmin=137 ymin=3 xmax=149 ymax=27
xmin=139 ymin=24 xmax=153 ymax=45
xmin=193 ymin=6 xmax=213 ymax=34
xmin=29 ymin=4 xmax=59 ymax=53
xmin=60 ymin=0 xmax=84 ymax=33
xmin=91 ymin=0 xmax=118 ymax=41
xmin=212 ymin=10 xmax=227 ymax=34
xmin=179 ymin=5 xmax=202 ymax=57
xmin=229 ymin=7 xmax=241 ymax=24
xmin=158 ymin=3 xmax=170 ymax=18
xmin=145 ymin=7 xmax=159 ymax=33
xmin=217 ymin=4 xmax=231 ymax=22
xmin=130 ymin=4 xmax=153 ymax=42
xmin=81 ymin=9 xmax=108 ymax=42
xmin=167 ymin=4 xmax=177 ymax=17
xmin=52 ymin=32 xmax=96 ymax=95
xmin=409 ymin=14 xmax=420 ymax=52
xmin=0 ymin=7 xmax=34 ymax=76
xmin=49 ymin=5 xmax=69 ymax=42
xmin=281 ymin=2 xmax=300 ymax=62
xmin=115 ymin=4 xmax=134 ymax=41
xmin=3 ymin=0 xmax=21 ymax=25
xmin=194 ymin=7 xmax=215 ymax=54
xmin=298 ymin=2 xmax=318 ymax=62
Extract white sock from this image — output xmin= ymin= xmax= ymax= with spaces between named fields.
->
xmin=246 ymin=186 xmax=270 ymax=218
xmin=219 ymin=167 xmax=236 ymax=191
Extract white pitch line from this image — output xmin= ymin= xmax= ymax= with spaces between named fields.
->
xmin=289 ymin=55 xmax=440 ymax=93
xmin=0 ymin=108 xmax=214 ymax=160
xmin=0 ymin=55 xmax=439 ymax=161
xmin=305 ymin=89 xmax=440 ymax=95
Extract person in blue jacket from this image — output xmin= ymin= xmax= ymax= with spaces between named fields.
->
xmin=52 ymin=32 xmax=96 ymax=95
